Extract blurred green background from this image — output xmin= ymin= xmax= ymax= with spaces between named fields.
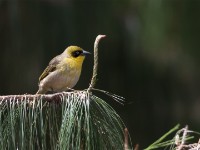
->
xmin=1 ymin=0 xmax=200 ymax=148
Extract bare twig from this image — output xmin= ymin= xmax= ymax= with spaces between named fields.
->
xmin=181 ymin=125 xmax=188 ymax=145
xmin=176 ymin=125 xmax=189 ymax=150
xmin=124 ymin=128 xmax=129 ymax=150
xmin=134 ymin=144 xmax=139 ymax=150
xmin=88 ymin=35 xmax=106 ymax=92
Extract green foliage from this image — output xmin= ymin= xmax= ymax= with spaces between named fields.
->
xmin=144 ymin=124 xmax=194 ymax=150
xmin=144 ymin=124 xmax=180 ymax=150
xmin=0 ymin=91 xmax=130 ymax=150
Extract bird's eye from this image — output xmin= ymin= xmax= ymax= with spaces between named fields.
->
xmin=72 ymin=50 xmax=82 ymax=58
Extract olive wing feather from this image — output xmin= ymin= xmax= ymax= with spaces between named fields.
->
xmin=38 ymin=55 xmax=62 ymax=83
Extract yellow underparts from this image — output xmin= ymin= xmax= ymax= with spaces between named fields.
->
xmin=58 ymin=56 xmax=85 ymax=73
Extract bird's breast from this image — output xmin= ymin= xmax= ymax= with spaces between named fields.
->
xmin=39 ymin=60 xmax=82 ymax=92
xmin=56 ymin=61 xmax=82 ymax=89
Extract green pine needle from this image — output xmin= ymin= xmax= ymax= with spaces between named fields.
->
xmin=144 ymin=124 xmax=195 ymax=150
xmin=0 ymin=91 xmax=131 ymax=150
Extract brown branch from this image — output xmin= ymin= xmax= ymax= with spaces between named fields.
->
xmin=134 ymin=144 xmax=139 ymax=150
xmin=124 ymin=128 xmax=129 ymax=150
xmin=0 ymin=91 xmax=80 ymax=103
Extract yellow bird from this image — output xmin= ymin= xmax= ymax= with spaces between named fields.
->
xmin=36 ymin=46 xmax=90 ymax=94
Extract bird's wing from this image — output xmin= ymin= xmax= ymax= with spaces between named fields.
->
xmin=38 ymin=55 xmax=62 ymax=83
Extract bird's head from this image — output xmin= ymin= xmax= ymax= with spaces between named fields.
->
xmin=64 ymin=46 xmax=91 ymax=63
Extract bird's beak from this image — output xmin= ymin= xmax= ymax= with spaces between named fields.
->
xmin=82 ymin=50 xmax=91 ymax=56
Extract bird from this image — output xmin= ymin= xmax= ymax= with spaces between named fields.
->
xmin=36 ymin=45 xmax=90 ymax=94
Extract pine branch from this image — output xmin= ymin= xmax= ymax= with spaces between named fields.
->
xmin=0 ymin=92 xmax=76 ymax=103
